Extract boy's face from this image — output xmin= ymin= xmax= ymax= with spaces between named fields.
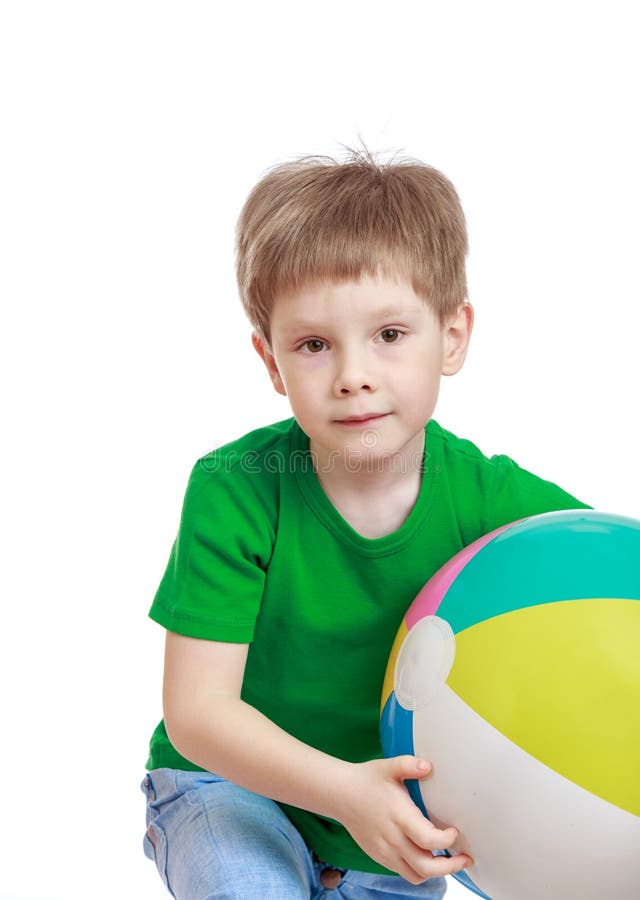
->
xmin=253 ymin=274 xmax=473 ymax=470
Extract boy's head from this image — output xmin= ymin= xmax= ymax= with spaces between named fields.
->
xmin=235 ymin=146 xmax=469 ymax=348
xmin=234 ymin=147 xmax=473 ymax=470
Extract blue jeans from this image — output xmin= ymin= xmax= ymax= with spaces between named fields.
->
xmin=141 ymin=768 xmax=447 ymax=899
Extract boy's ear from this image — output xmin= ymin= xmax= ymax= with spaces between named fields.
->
xmin=442 ymin=303 xmax=474 ymax=376
xmin=252 ymin=332 xmax=287 ymax=396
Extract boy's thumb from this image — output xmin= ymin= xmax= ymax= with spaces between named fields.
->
xmin=390 ymin=755 xmax=432 ymax=780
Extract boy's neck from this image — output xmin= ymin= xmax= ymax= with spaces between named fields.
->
xmin=309 ymin=430 xmax=426 ymax=538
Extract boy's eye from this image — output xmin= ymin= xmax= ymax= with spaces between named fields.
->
xmin=380 ymin=329 xmax=400 ymax=343
xmin=302 ymin=339 xmax=326 ymax=353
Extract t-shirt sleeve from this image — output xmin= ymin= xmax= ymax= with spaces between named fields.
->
xmin=484 ymin=454 xmax=592 ymax=535
xmin=148 ymin=458 xmax=277 ymax=642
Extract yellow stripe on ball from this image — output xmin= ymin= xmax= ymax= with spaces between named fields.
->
xmin=448 ymin=598 xmax=640 ymax=815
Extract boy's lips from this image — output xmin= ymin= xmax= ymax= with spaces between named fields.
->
xmin=335 ymin=412 xmax=389 ymax=426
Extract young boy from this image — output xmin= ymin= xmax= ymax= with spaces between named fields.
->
xmin=141 ymin=149 xmax=589 ymax=899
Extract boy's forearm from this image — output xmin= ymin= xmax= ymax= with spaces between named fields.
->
xmin=166 ymin=696 xmax=354 ymax=821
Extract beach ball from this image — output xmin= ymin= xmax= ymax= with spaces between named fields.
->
xmin=380 ymin=509 xmax=640 ymax=900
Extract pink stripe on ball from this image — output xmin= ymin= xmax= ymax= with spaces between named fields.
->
xmin=406 ymin=522 xmax=517 ymax=629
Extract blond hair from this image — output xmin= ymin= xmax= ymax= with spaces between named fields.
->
xmin=235 ymin=145 xmax=468 ymax=345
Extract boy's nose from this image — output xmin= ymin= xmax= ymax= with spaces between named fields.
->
xmin=332 ymin=354 xmax=375 ymax=396
xmin=336 ymin=381 xmax=373 ymax=395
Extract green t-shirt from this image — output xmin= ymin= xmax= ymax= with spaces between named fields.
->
xmin=146 ymin=416 xmax=590 ymax=873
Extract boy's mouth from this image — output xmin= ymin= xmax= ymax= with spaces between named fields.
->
xmin=335 ymin=413 xmax=389 ymax=426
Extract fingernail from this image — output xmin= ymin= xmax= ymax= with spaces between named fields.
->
xmin=416 ymin=759 xmax=430 ymax=771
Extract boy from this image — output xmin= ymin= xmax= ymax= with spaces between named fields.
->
xmin=141 ymin=148 xmax=589 ymax=899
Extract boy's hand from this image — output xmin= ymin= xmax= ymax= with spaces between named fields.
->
xmin=163 ymin=633 xmax=470 ymax=883
xmin=336 ymin=756 xmax=473 ymax=885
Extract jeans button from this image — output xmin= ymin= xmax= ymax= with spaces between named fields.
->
xmin=320 ymin=868 xmax=343 ymax=889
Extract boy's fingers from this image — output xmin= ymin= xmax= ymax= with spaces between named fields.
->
xmin=402 ymin=849 xmax=474 ymax=882
xmin=427 ymin=852 xmax=474 ymax=877
xmin=394 ymin=857 xmax=429 ymax=886
xmin=406 ymin=818 xmax=459 ymax=852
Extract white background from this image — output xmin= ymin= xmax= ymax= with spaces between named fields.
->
xmin=1 ymin=2 xmax=638 ymax=898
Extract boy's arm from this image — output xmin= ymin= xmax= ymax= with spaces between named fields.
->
xmin=162 ymin=631 xmax=472 ymax=885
